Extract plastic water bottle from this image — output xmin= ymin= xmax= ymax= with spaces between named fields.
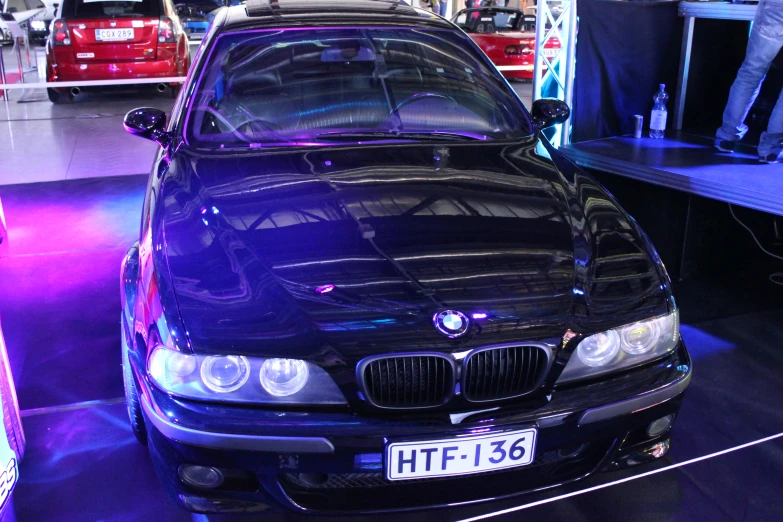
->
xmin=649 ymin=84 xmax=669 ymax=139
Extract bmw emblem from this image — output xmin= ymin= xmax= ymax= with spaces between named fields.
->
xmin=433 ymin=310 xmax=470 ymax=338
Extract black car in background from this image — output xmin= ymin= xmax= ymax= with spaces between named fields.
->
xmin=120 ymin=0 xmax=691 ymax=514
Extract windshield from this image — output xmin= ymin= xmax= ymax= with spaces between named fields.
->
xmin=63 ymin=0 xmax=160 ymax=18
xmin=185 ymin=27 xmax=534 ymax=148
xmin=453 ymin=9 xmax=524 ymax=33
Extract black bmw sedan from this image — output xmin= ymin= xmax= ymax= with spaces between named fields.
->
xmin=120 ymin=0 xmax=691 ymax=514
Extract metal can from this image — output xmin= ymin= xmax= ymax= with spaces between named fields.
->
xmin=633 ymin=115 xmax=643 ymax=139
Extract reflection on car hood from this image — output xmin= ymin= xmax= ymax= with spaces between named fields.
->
xmin=159 ymin=140 xmax=668 ymax=359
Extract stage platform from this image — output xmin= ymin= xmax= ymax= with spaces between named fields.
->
xmin=560 ymin=132 xmax=783 ymax=217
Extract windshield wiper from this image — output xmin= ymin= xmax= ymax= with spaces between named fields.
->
xmin=315 ymin=131 xmax=488 ymax=142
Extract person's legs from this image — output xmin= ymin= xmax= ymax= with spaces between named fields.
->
xmin=756 ymin=2 xmax=783 ymax=161
xmin=759 ymin=87 xmax=783 ymax=161
xmin=716 ymin=2 xmax=783 ymax=149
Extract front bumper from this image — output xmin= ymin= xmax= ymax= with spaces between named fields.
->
xmin=140 ymin=342 xmax=691 ymax=514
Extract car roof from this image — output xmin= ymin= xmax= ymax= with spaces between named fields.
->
xmin=220 ymin=0 xmax=453 ymax=32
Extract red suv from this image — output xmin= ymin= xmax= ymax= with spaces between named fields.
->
xmin=45 ymin=0 xmax=190 ymax=103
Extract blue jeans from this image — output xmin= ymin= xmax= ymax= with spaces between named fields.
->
xmin=439 ymin=0 xmax=447 ymax=16
xmin=716 ymin=0 xmax=783 ymax=157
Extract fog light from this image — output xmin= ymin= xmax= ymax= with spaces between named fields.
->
xmin=178 ymin=465 xmax=224 ymax=489
xmin=646 ymin=414 xmax=674 ymax=437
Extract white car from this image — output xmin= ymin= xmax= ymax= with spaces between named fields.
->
xmin=1 ymin=0 xmax=58 ymax=43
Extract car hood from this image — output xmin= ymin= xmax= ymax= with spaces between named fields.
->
xmin=159 ymin=140 xmax=669 ymax=360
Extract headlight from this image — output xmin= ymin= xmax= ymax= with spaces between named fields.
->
xmin=148 ymin=347 xmax=346 ymax=405
xmin=260 ymin=358 xmax=309 ymax=396
xmin=556 ymin=310 xmax=679 ymax=384
xmin=201 ymin=355 xmax=250 ymax=393
xmin=576 ymin=330 xmax=620 ymax=367
xmin=30 ymin=20 xmax=46 ymax=31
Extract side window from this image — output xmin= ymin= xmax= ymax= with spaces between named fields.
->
xmin=6 ymin=0 xmax=27 ymax=13
xmin=456 ymin=13 xmax=466 ymax=26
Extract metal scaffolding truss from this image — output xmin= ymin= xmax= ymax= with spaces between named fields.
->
xmin=532 ymin=0 xmax=578 ymax=148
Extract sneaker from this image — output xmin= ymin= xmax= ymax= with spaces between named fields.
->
xmin=714 ymin=139 xmax=735 ymax=153
xmin=759 ymin=152 xmax=782 ymax=164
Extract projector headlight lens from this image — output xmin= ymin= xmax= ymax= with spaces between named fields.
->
xmin=259 ymin=358 xmax=309 ymax=396
xmin=200 ymin=355 xmax=249 ymax=393
xmin=620 ymin=320 xmax=661 ymax=355
xmin=146 ymin=346 xmax=345 ymax=405
xmin=557 ymin=310 xmax=679 ymax=384
xmin=576 ymin=330 xmax=620 ymax=367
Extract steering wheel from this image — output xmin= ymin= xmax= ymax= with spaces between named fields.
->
xmin=390 ymin=93 xmax=457 ymax=115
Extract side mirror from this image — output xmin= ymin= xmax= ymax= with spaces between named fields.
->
xmin=124 ymin=107 xmax=171 ymax=147
xmin=53 ymin=3 xmax=59 ymax=7
xmin=531 ymin=98 xmax=570 ymax=130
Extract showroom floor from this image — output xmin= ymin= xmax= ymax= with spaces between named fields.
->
xmin=1 ymin=46 xmax=782 ymax=522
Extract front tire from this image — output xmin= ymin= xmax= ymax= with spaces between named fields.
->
xmin=122 ymin=316 xmax=147 ymax=445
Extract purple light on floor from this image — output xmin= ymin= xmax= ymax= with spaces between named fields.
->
xmin=472 ymin=313 xmax=488 ymax=320
xmin=316 ymin=284 xmax=335 ymax=294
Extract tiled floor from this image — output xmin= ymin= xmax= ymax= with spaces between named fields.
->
xmin=0 ymin=91 xmax=169 ymax=184
xmin=0 ymin=175 xmax=780 ymax=522
xmin=0 ymin=46 xmax=174 ymax=185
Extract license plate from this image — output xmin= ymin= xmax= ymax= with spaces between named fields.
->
xmin=95 ymin=28 xmax=134 ymax=41
xmin=542 ymin=48 xmax=560 ymax=58
xmin=386 ymin=428 xmax=537 ymax=481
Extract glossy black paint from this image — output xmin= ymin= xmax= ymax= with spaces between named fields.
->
xmin=120 ymin=0 xmax=687 ymax=514
xmin=152 ymin=137 xmax=672 ymax=416
xmin=531 ymin=99 xmax=571 ymax=130
xmin=123 ymin=108 xmax=171 ymax=148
